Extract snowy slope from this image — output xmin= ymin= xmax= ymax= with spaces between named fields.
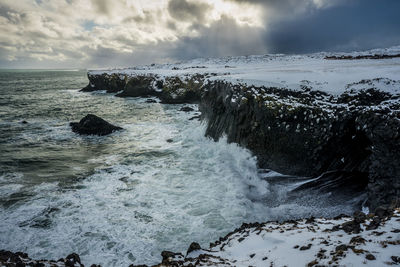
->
xmin=89 ymin=46 xmax=400 ymax=96
xmin=161 ymin=208 xmax=400 ymax=267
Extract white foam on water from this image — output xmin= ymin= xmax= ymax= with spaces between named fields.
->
xmin=0 ymin=114 xmax=270 ymax=266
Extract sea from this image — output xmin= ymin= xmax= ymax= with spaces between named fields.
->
xmin=0 ymin=69 xmax=361 ymax=266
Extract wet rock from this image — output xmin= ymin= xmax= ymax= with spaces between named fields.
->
xmin=21 ymin=120 xmax=28 ymax=124
xmin=166 ymin=138 xmax=174 ymax=143
xmin=180 ymin=106 xmax=195 ymax=112
xmin=187 ymin=242 xmax=201 ymax=255
xmin=65 ymin=253 xmax=82 ymax=267
xmin=145 ymin=99 xmax=157 ymax=103
xmin=70 ymin=114 xmax=123 ymax=136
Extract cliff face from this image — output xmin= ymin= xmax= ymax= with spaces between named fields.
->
xmin=199 ymin=80 xmax=400 ymax=209
xmin=80 ymin=50 xmax=400 ymax=209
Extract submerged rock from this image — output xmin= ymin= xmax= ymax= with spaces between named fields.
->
xmin=70 ymin=114 xmax=123 ymax=136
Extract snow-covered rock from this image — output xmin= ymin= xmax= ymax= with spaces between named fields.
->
xmin=157 ymin=208 xmax=400 ymax=267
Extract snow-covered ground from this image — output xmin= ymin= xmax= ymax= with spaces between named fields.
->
xmin=162 ymin=208 xmax=400 ymax=267
xmin=89 ymin=46 xmax=400 ymax=96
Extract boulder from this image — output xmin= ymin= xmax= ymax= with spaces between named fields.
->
xmin=70 ymin=114 xmax=123 ymax=136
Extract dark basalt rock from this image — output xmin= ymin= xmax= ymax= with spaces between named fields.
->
xmin=325 ymin=54 xmax=400 ymax=60
xmin=186 ymin=242 xmax=201 ymax=255
xmin=81 ymin=73 xmax=126 ymax=93
xmin=199 ymin=80 xmax=400 ymax=210
xmin=145 ymin=98 xmax=157 ymax=103
xmin=116 ymin=76 xmax=158 ymax=97
xmin=70 ymin=114 xmax=123 ymax=136
xmin=0 ymin=251 xmax=85 ymax=267
xmin=179 ymin=106 xmax=194 ymax=112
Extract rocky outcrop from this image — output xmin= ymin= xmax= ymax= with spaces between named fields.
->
xmin=82 ymin=73 xmax=204 ymax=104
xmin=80 ymin=72 xmax=400 ymax=209
xmin=70 ymin=114 xmax=123 ymax=136
xmin=0 ymin=251 xmax=85 ymax=267
xmin=325 ymin=53 xmax=400 ymax=60
xmin=5 ymin=207 xmax=398 ymax=266
xmin=81 ymin=73 xmax=126 ymax=93
xmin=151 ymin=207 xmax=400 ymax=267
xmin=199 ymin=80 xmax=400 ymax=209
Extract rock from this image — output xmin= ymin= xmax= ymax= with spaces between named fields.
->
xmin=189 ymin=115 xmax=201 ymax=121
xmin=353 ymin=211 xmax=367 ymax=224
xmin=21 ymin=120 xmax=28 ymax=124
xmin=299 ymin=244 xmax=312 ymax=250
xmin=365 ymin=254 xmax=376 ymax=260
xmin=70 ymin=114 xmax=123 ymax=136
xmin=392 ymin=256 xmax=400 ymax=263
xmin=366 ymin=217 xmax=381 ymax=230
xmin=374 ymin=206 xmax=392 ymax=219
xmin=350 ymin=236 xmax=366 ymax=244
xmin=166 ymin=139 xmax=173 ymax=143
xmin=341 ymin=220 xmax=361 ymax=234
xmin=161 ymin=251 xmax=176 ymax=262
xmin=187 ymin=242 xmax=201 ymax=255
xmin=145 ymin=99 xmax=157 ymax=103
xmin=65 ymin=253 xmax=82 ymax=267
xmin=180 ymin=106 xmax=195 ymax=112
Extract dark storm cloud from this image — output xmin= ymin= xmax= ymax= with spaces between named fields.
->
xmin=168 ymin=0 xmax=211 ymax=23
xmin=263 ymin=0 xmax=400 ymax=53
xmin=170 ymin=16 xmax=268 ymax=59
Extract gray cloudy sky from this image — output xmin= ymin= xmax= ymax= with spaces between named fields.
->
xmin=0 ymin=0 xmax=399 ymax=69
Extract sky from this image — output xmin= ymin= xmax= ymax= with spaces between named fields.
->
xmin=0 ymin=0 xmax=399 ymax=69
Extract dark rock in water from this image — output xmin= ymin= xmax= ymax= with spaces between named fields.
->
xmin=65 ymin=253 xmax=82 ymax=267
xmin=0 ymin=250 xmax=85 ymax=267
xmin=166 ymin=139 xmax=173 ymax=143
xmin=70 ymin=114 xmax=123 ymax=136
xmin=180 ymin=106 xmax=195 ymax=112
xmin=161 ymin=251 xmax=183 ymax=263
xmin=145 ymin=98 xmax=157 ymax=103
xmin=189 ymin=115 xmax=201 ymax=121
xmin=187 ymin=242 xmax=201 ymax=255
xmin=21 ymin=120 xmax=28 ymax=124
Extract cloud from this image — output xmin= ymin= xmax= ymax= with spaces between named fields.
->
xmin=170 ymin=15 xmax=267 ymax=59
xmin=168 ymin=0 xmax=211 ymax=23
xmin=0 ymin=0 xmax=399 ymax=69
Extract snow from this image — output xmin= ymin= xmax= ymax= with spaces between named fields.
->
xmin=89 ymin=46 xmax=400 ymax=96
xmin=180 ymin=208 xmax=400 ymax=267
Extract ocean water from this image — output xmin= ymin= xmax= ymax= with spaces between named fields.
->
xmin=0 ymin=70 xmax=361 ymax=266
